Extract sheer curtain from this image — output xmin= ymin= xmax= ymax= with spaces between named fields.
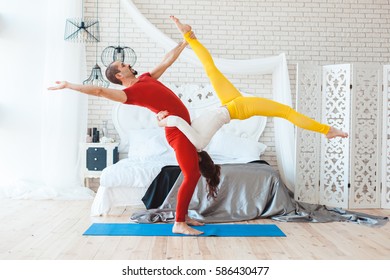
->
xmin=0 ymin=0 xmax=93 ymax=199
xmin=122 ymin=0 xmax=296 ymax=190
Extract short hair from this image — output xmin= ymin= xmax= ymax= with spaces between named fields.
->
xmin=105 ymin=62 xmax=122 ymax=85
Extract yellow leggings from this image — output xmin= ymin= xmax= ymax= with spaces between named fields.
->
xmin=183 ymin=32 xmax=330 ymax=135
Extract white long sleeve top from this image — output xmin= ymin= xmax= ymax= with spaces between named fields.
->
xmin=166 ymin=107 xmax=231 ymax=151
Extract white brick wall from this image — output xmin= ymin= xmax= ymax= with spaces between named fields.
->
xmin=84 ymin=0 xmax=390 ymax=170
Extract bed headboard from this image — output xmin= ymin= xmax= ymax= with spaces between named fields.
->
xmin=112 ymin=83 xmax=267 ymax=153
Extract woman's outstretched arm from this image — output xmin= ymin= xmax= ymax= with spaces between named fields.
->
xmin=157 ymin=112 xmax=204 ymax=150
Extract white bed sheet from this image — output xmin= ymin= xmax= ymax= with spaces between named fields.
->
xmin=91 ymin=155 xmax=177 ymax=216
xmin=99 ymin=156 xmax=176 ymax=188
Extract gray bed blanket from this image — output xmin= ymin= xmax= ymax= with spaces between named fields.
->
xmin=131 ymin=163 xmax=388 ymax=226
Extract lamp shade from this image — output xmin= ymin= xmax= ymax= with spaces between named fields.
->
xmin=101 ymin=45 xmax=137 ymax=67
xmin=64 ymin=18 xmax=100 ymax=43
xmin=83 ymin=64 xmax=109 ymax=87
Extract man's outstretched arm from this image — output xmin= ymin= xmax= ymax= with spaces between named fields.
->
xmin=48 ymin=81 xmax=127 ymax=103
xmin=149 ymin=40 xmax=188 ymax=80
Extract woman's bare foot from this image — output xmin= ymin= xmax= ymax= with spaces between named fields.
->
xmin=186 ymin=215 xmax=204 ymax=226
xmin=326 ymin=126 xmax=349 ymax=139
xmin=170 ymin=15 xmax=192 ymax=35
xmin=173 ymin=222 xmax=203 ymax=235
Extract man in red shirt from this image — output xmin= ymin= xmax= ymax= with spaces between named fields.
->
xmin=48 ymin=41 xmax=203 ymax=235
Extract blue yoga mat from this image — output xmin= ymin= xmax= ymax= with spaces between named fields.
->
xmin=83 ymin=223 xmax=286 ymax=237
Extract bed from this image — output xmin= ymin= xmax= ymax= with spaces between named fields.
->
xmin=90 ymin=83 xmax=388 ymax=226
xmin=91 ymin=83 xmax=268 ymax=216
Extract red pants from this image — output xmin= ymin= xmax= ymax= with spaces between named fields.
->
xmin=165 ymin=127 xmax=200 ymax=222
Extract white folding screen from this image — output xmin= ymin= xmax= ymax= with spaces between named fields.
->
xmin=296 ymin=63 xmax=389 ymax=209
xmin=350 ymin=64 xmax=382 ymax=208
xmin=320 ymin=64 xmax=351 ymax=208
xmin=295 ymin=64 xmax=322 ymax=204
xmin=383 ymin=66 xmax=390 ymax=208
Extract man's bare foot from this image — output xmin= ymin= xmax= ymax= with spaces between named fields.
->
xmin=173 ymin=222 xmax=203 ymax=235
xmin=186 ymin=215 xmax=204 ymax=226
xmin=170 ymin=15 xmax=192 ymax=35
xmin=326 ymin=126 xmax=349 ymax=139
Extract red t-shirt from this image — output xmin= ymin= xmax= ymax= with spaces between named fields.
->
xmin=123 ymin=73 xmax=190 ymax=123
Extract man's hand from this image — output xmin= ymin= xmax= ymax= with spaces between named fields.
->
xmin=47 ymin=81 xmax=68 ymax=91
xmin=187 ymin=31 xmax=196 ymax=40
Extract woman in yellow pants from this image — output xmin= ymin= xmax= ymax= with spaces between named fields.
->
xmin=170 ymin=16 xmax=348 ymax=139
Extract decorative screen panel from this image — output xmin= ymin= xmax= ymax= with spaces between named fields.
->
xmin=349 ymin=64 xmax=382 ymax=208
xmin=295 ymin=64 xmax=322 ymax=204
xmin=382 ymin=65 xmax=390 ymax=209
xmin=320 ymin=64 xmax=350 ymax=208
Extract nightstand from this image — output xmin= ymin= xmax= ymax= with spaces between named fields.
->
xmin=81 ymin=142 xmax=119 ymax=187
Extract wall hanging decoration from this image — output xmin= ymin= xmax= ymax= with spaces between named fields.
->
xmin=101 ymin=0 xmax=137 ymax=67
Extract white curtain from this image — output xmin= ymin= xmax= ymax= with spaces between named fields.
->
xmin=122 ymin=0 xmax=296 ymax=190
xmin=0 ymin=0 xmax=93 ymax=199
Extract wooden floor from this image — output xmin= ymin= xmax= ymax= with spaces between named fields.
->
xmin=1 ymin=198 xmax=389 ymax=260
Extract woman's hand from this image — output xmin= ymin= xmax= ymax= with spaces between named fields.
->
xmin=156 ymin=110 xmax=169 ymax=121
xmin=156 ymin=110 xmax=169 ymax=127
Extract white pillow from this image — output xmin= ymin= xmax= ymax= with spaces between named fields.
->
xmin=127 ymin=128 xmax=168 ymax=160
xmin=206 ymin=131 xmax=267 ymax=159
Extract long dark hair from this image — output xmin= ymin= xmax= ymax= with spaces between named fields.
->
xmin=198 ymin=151 xmax=221 ymax=200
